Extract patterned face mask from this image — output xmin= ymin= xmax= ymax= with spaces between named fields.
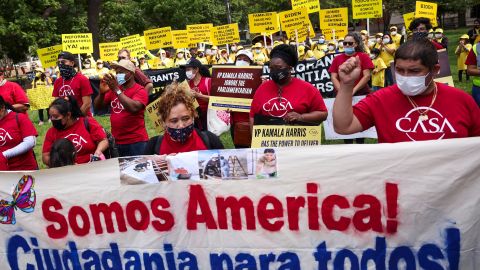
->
xmin=58 ymin=63 xmax=76 ymax=80
xmin=166 ymin=122 xmax=194 ymax=143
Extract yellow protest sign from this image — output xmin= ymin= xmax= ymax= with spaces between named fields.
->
xmin=352 ymin=0 xmax=382 ymax=19
xmin=99 ymin=42 xmax=121 ymax=62
xmin=285 ymin=21 xmax=315 ymax=40
xmin=144 ymin=27 xmax=173 ymax=50
xmin=319 ymin=7 xmax=349 ymax=40
xmin=291 ymin=0 xmax=320 ymax=14
xmin=26 ymin=86 xmax=55 ymax=111
xmin=145 ymin=97 xmax=165 ymax=134
xmin=37 ymin=45 xmax=62 ymax=68
xmin=171 ymin=30 xmax=190 ymax=49
xmin=251 ymin=125 xmax=322 ymax=148
xmin=403 ymin=12 xmax=415 ymax=29
xmin=120 ymin=35 xmax=146 ymax=57
xmin=415 ymin=1 xmax=438 ymax=27
xmin=187 ymin=24 xmax=213 ymax=44
xmin=248 ymin=12 xmax=280 ymax=34
xmin=62 ymin=33 xmax=93 ymax=54
xmin=279 ymin=8 xmax=310 ymax=38
xmin=212 ymin=24 xmax=240 ymax=46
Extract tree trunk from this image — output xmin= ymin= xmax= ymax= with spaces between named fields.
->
xmin=458 ymin=10 xmax=466 ymax=28
xmin=87 ymin=0 xmax=102 ymax=59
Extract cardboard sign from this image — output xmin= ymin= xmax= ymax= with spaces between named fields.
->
xmin=209 ymin=66 xmax=263 ymax=112
xmin=99 ymin=42 xmax=121 ymax=62
xmin=145 ymin=97 xmax=165 ymax=134
xmin=171 ymin=30 xmax=190 ymax=49
xmin=187 ymin=24 xmax=213 ymax=44
xmin=212 ymin=24 xmax=240 ymax=46
xmin=251 ymin=125 xmax=322 ymax=148
xmin=37 ymin=45 xmax=62 ymax=68
xmin=415 ymin=1 xmax=438 ymax=27
xmin=61 ymin=33 xmax=93 ymax=54
xmin=144 ymin=27 xmax=173 ymax=50
xmin=352 ymin=0 xmax=383 ymax=19
xmin=403 ymin=12 xmax=415 ymax=29
xmin=319 ymin=7 xmax=349 ymax=40
xmin=248 ymin=12 xmax=280 ymax=34
xmin=291 ymin=0 xmax=320 ymax=14
xmin=279 ymin=8 xmax=310 ymax=39
xmin=26 ymin=86 xmax=55 ymax=110
xmin=120 ymin=34 xmax=146 ymax=57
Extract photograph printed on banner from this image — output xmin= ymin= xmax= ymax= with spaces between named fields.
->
xmin=119 ymin=156 xmax=169 ymax=184
xmin=217 ymin=149 xmax=249 ymax=180
xmin=199 ymin=150 xmax=222 ymax=180
xmin=166 ymin=151 xmax=200 ymax=180
xmin=253 ymin=148 xmax=278 ymax=179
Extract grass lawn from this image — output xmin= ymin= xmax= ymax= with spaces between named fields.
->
xmin=28 ymin=28 xmax=474 ymax=169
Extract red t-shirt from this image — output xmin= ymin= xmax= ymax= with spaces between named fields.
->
xmin=104 ymin=83 xmax=149 ymax=144
xmin=189 ymin=77 xmax=211 ymax=113
xmin=328 ymin=52 xmax=374 ymax=95
xmin=43 ymin=117 xmax=107 ymax=164
xmin=465 ymin=49 xmax=477 ymax=66
xmin=353 ymin=83 xmax=480 ymax=143
xmin=250 ymin=78 xmax=327 ymax=118
xmin=160 ymin=129 xmax=207 ymax=155
xmin=431 ymin=40 xmax=445 ymax=50
xmin=0 ymin=111 xmax=37 ymax=170
xmin=53 ymin=73 xmax=93 ymax=116
xmin=0 ymin=81 xmax=29 ymax=107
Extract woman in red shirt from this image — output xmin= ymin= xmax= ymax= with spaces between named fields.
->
xmin=144 ymin=82 xmax=223 ymax=155
xmin=184 ymin=58 xmax=211 ymax=130
xmin=0 ymin=96 xmax=38 ymax=171
xmin=42 ymin=97 xmax=109 ymax=166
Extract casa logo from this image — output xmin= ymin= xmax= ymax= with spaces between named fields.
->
xmin=395 ymin=107 xmax=457 ymax=141
xmin=262 ymin=97 xmax=293 ymax=118
xmin=0 ymin=128 xmax=13 ymax=146
xmin=111 ymin=98 xmax=124 ymax=114
xmin=58 ymin=85 xmax=75 ymax=97
xmin=65 ymin=134 xmax=87 ymax=152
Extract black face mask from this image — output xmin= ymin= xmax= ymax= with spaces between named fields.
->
xmin=51 ymin=118 xmax=66 ymax=130
xmin=58 ymin=63 xmax=76 ymax=80
xmin=270 ymin=68 xmax=290 ymax=85
xmin=412 ymin=32 xmax=429 ymax=40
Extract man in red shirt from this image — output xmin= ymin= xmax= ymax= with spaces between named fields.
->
xmin=52 ymin=51 xmax=93 ymax=116
xmin=333 ymin=39 xmax=480 ymax=143
xmin=94 ymin=59 xmax=149 ymax=156
xmin=465 ymin=43 xmax=480 ymax=106
xmin=0 ymin=71 xmax=29 ymax=113
xmin=117 ymin=49 xmax=153 ymax=94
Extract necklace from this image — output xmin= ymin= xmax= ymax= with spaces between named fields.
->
xmin=277 ymin=86 xmax=284 ymax=102
xmin=405 ymin=84 xmax=437 ymax=121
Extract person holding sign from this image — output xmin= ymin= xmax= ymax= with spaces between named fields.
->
xmin=389 ymin=26 xmax=404 ymax=47
xmin=333 ymin=39 xmax=480 ymax=143
xmin=250 ymin=44 xmax=328 ymax=128
xmin=0 ymin=71 xmax=29 ymax=113
xmin=183 ymin=58 xmax=211 ymax=131
xmin=33 ymin=68 xmax=52 ymax=125
xmin=372 ymin=33 xmax=397 ymax=87
xmin=252 ymin=43 xmax=269 ymax=66
xmin=433 ymin=28 xmax=448 ymax=49
xmin=117 ymin=49 xmax=154 ymax=94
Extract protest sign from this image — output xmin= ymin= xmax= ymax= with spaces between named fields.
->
xmin=36 ymin=45 xmax=62 ymax=68
xmin=403 ymin=12 xmax=415 ymax=29
xmin=26 ymin=86 xmax=55 ymax=110
xmin=285 ymin=21 xmax=315 ymax=41
xmin=171 ymin=30 xmax=190 ymax=49
xmin=187 ymin=24 xmax=213 ymax=44
xmin=209 ymin=66 xmax=263 ymax=112
xmin=99 ymin=42 xmax=121 ymax=62
xmin=352 ymin=0 xmax=383 ymax=19
xmin=291 ymin=0 xmax=320 ymax=14
xmin=144 ymin=67 xmax=186 ymax=91
xmin=120 ymin=34 xmax=146 ymax=57
xmin=144 ymin=27 xmax=173 ymax=50
xmin=279 ymin=8 xmax=310 ymax=39
xmin=415 ymin=1 xmax=438 ymax=27
xmin=212 ymin=24 xmax=240 ymax=46
xmin=0 ymin=137 xmax=479 ymax=268
xmin=62 ymin=33 xmax=93 ymax=54
xmin=248 ymin=12 xmax=280 ymax=34
xmin=145 ymin=97 xmax=165 ymax=134
xmin=319 ymin=7 xmax=349 ymax=40
xmin=251 ymin=125 xmax=322 ymax=148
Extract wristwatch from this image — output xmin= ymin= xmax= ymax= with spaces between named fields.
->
xmin=115 ymin=89 xmax=122 ymax=95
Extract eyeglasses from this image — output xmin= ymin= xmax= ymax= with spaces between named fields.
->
xmin=343 ymin=42 xmax=355 ymax=46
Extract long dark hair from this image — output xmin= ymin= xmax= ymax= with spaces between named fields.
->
xmin=345 ymin=32 xmax=365 ymax=53
xmin=49 ymin=138 xmax=76 ymax=168
xmin=0 ymin=96 xmax=14 ymax=111
xmin=49 ymin=96 xmax=84 ymax=119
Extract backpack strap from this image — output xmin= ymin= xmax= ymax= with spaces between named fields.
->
xmin=198 ymin=130 xmax=211 ymax=148
xmin=154 ymin=135 xmax=164 ymax=154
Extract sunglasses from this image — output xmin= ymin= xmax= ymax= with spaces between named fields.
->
xmin=343 ymin=42 xmax=355 ymax=46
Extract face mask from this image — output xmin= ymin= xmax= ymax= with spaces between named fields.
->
xmin=58 ymin=63 xmax=76 ymax=80
xmin=198 ymin=53 xmax=204 ymax=58
xmin=97 ymin=64 xmax=103 ymax=69
xmin=427 ymin=33 xmax=434 ymax=39
xmin=212 ymin=50 xmax=217 ymax=54
xmin=344 ymin=47 xmax=355 ymax=55
xmin=116 ymin=73 xmax=127 ymax=85
xmin=318 ymin=39 xmax=325 ymax=44
xmin=167 ymin=122 xmax=194 ymax=143
xmin=376 ymin=38 xmax=382 ymax=43
xmin=435 ymin=34 xmax=442 ymax=39
xmin=186 ymin=70 xmax=195 ymax=80
xmin=270 ymin=68 xmax=290 ymax=85
xmin=383 ymin=38 xmax=390 ymax=43
xmin=84 ymin=64 xmax=91 ymax=69
xmin=51 ymin=118 xmax=66 ymax=130
xmin=370 ymin=54 xmax=377 ymax=60
xmin=413 ymin=32 xmax=429 ymax=40
xmin=391 ymin=31 xmax=397 ymax=35
xmin=328 ymin=46 xmax=335 ymax=51
xmin=395 ymin=72 xmax=432 ymax=96
xmin=338 ymin=42 xmax=344 ymax=48
xmin=255 ymin=49 xmax=261 ymax=54
xmin=177 ymin=53 xmax=184 ymax=59
xmin=236 ymin=60 xmax=249 ymax=67
xmin=231 ymin=46 xmax=237 ymax=52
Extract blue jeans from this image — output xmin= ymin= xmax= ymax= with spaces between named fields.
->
xmin=472 ymin=85 xmax=480 ymax=107
xmin=117 ymin=141 xmax=147 ymax=157
xmin=384 ymin=67 xmax=393 ymax=86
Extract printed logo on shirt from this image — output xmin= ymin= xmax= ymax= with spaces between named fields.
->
xmin=0 ymin=128 xmax=13 ymax=146
xmin=262 ymin=97 xmax=293 ymax=118
xmin=58 ymin=85 xmax=75 ymax=97
xmin=65 ymin=134 xmax=87 ymax=152
xmin=395 ymin=107 xmax=457 ymax=141
xmin=111 ymin=98 xmax=124 ymax=114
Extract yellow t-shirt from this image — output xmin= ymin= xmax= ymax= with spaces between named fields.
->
xmin=391 ymin=34 xmax=402 ymax=47
xmin=372 ymin=57 xmax=387 ymax=87
xmin=456 ymin=44 xmax=472 ymax=71
xmin=312 ymin=49 xmax=325 ymax=59
xmin=374 ymin=43 xmax=396 ymax=65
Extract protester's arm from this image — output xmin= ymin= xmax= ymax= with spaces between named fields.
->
xmin=467 ymin=65 xmax=480 ymax=76
xmin=12 ymin=104 xmax=29 ymax=113
xmin=144 ymin=82 xmax=153 ymax=94
xmin=352 ymin=69 xmax=371 ymax=94
xmin=80 ymin=95 xmax=92 ymax=115
xmin=117 ymin=91 xmax=145 ymax=113
xmin=384 ymin=44 xmax=396 ymax=55
xmin=2 ymin=136 xmax=35 ymax=159
xmin=42 ymin=152 xmax=50 ymax=167
xmin=95 ymin=138 xmax=109 ymax=157
xmin=330 ymin=72 xmax=341 ymax=92
xmin=284 ymin=111 xmax=327 ymax=124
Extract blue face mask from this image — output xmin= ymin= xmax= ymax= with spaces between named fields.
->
xmin=344 ymin=47 xmax=355 ymax=55
xmin=116 ymin=73 xmax=127 ymax=85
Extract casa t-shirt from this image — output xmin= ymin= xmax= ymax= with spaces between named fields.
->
xmin=104 ymin=83 xmax=149 ymax=144
xmin=52 ymin=73 xmax=93 ymax=116
xmin=328 ymin=52 xmax=374 ymax=95
xmin=43 ymin=117 xmax=106 ymax=164
xmin=0 ymin=81 xmax=29 ymax=107
xmin=250 ymin=78 xmax=327 ymax=119
xmin=160 ymin=130 xmax=207 ymax=155
xmin=353 ymin=83 xmax=480 ymax=143
xmin=0 ymin=111 xmax=37 ymax=170
xmin=189 ymin=77 xmax=211 ymax=113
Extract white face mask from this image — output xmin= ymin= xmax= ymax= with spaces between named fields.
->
xmin=395 ymin=72 xmax=431 ymax=96
xmin=255 ymin=49 xmax=261 ymax=54
xmin=435 ymin=33 xmax=442 ymax=39
xmin=318 ymin=38 xmax=325 ymax=44
xmin=186 ymin=70 xmax=195 ymax=80
xmin=328 ymin=45 xmax=335 ymax=51
xmin=428 ymin=33 xmax=434 ymax=39
xmin=235 ymin=60 xmax=250 ymax=67
xmin=391 ymin=31 xmax=397 ymax=36
xmin=376 ymin=38 xmax=382 ymax=43
xmin=338 ymin=42 xmax=344 ymax=48
xmin=383 ymin=38 xmax=390 ymax=43
xmin=177 ymin=53 xmax=184 ymax=59
xmin=231 ymin=46 xmax=237 ymax=52
xmin=97 ymin=64 xmax=103 ymax=69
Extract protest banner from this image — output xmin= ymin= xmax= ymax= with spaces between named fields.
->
xmin=120 ymin=34 xmax=146 ymax=57
xmin=248 ymin=12 xmax=280 ymax=35
xmin=36 ymin=45 xmax=63 ymax=68
xmin=144 ymin=67 xmax=186 ymax=92
xmin=26 ymin=86 xmax=55 ymax=111
xmin=209 ymin=66 xmax=263 ymax=112
xmin=415 ymin=1 xmax=438 ymax=27
xmin=99 ymin=42 xmax=121 ymax=62
xmin=171 ymin=30 xmax=190 ymax=49
xmin=279 ymin=8 xmax=310 ymax=40
xmin=212 ymin=24 xmax=240 ymax=46
xmin=291 ymin=0 xmax=320 ymax=14
xmin=319 ymin=7 xmax=349 ymax=40
xmin=2 ymin=137 xmax=478 ymax=268
xmin=145 ymin=97 xmax=165 ymax=134
xmin=187 ymin=24 xmax=213 ymax=44
xmin=144 ymin=27 xmax=173 ymax=50
xmin=403 ymin=12 xmax=415 ymax=29
xmin=251 ymin=125 xmax=322 ymax=148
xmin=61 ymin=33 xmax=93 ymax=54
xmin=323 ymin=96 xmax=378 ymax=140
xmin=352 ymin=0 xmax=383 ymax=19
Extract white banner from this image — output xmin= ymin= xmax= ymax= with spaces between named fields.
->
xmin=1 ymin=138 xmax=479 ymax=269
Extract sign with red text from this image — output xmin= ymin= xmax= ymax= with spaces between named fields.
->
xmin=415 ymin=1 xmax=438 ymax=27
xmin=279 ymin=8 xmax=310 ymax=38
xmin=62 ymin=33 xmax=93 ymax=54
xmin=212 ymin=24 xmax=240 ymax=46
xmin=0 ymin=138 xmax=479 ymax=268
xmin=352 ymin=0 xmax=383 ymax=19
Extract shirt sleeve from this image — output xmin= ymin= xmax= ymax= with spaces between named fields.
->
xmin=12 ymin=83 xmax=29 ymax=104
xmin=79 ymin=75 xmax=93 ymax=96
xmin=42 ymin=129 xmax=55 ymax=153
xmin=132 ymin=86 xmax=148 ymax=106
xmin=465 ymin=49 xmax=477 ymax=66
xmin=86 ymin=117 xmax=107 ymax=143
xmin=352 ymin=95 xmax=376 ymax=131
